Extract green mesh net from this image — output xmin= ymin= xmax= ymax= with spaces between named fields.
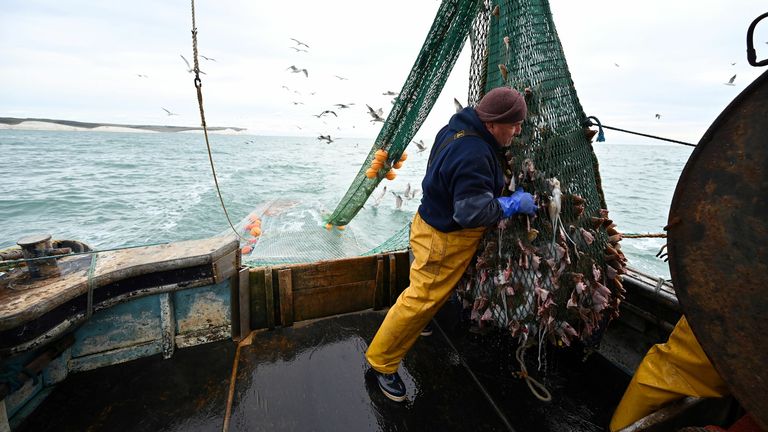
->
xmin=325 ymin=0 xmax=626 ymax=347
xmin=325 ymin=0 xmax=482 ymax=227
xmin=246 ymin=0 xmax=627 ymax=349
xmin=362 ymin=223 xmax=411 ymax=256
xmin=454 ymin=0 xmax=626 ymax=347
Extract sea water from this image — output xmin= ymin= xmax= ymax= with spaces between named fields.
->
xmin=0 ymin=129 xmax=691 ymax=279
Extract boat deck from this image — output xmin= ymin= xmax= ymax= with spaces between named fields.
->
xmin=18 ymin=307 xmax=629 ymax=431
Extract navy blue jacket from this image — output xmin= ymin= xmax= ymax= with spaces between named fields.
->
xmin=417 ymin=108 xmax=505 ymax=232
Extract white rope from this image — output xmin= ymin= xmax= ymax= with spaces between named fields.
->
xmin=515 ymin=342 xmax=552 ymax=402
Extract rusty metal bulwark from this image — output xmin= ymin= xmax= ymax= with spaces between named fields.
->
xmin=667 ymin=69 xmax=768 ymax=429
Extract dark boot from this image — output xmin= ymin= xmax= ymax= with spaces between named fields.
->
xmin=372 ymin=370 xmax=406 ymax=402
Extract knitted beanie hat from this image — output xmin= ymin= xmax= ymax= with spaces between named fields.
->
xmin=475 ymin=87 xmax=527 ymax=124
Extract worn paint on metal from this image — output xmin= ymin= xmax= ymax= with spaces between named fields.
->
xmin=41 ymin=347 xmax=70 ymax=386
xmin=4 ymin=371 xmax=42 ymax=419
xmin=667 ymin=68 xmax=768 ymax=429
xmin=175 ymin=325 xmax=231 ymax=349
xmin=8 ymin=387 xmax=53 ymax=431
xmin=70 ymin=295 xmax=162 ymax=358
xmin=159 ymin=293 xmax=175 ymax=359
xmin=173 ymin=281 xmax=231 ymax=335
xmin=68 ymin=341 xmax=162 ymax=373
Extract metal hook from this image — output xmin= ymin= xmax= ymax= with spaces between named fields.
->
xmin=746 ymin=12 xmax=768 ymax=67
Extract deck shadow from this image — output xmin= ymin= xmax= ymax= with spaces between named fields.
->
xmin=18 ymin=340 xmax=236 ymax=432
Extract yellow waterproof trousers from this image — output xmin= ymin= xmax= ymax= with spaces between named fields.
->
xmin=366 ymin=213 xmax=485 ymax=374
xmin=609 ymin=316 xmax=730 ymax=431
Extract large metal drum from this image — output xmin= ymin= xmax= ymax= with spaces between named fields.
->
xmin=667 ymin=69 xmax=768 ymax=429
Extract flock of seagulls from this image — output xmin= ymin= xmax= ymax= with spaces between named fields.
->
xmin=281 ymin=37 xmax=406 ymax=144
xmin=369 ymin=184 xmax=421 ymax=209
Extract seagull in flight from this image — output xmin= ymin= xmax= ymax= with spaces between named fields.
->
xmin=286 ymin=65 xmax=309 ymax=77
xmin=391 ymin=192 xmax=403 ymax=210
xmin=180 ymin=54 xmax=205 ymax=74
xmin=614 ymin=63 xmax=620 ymax=67
xmin=289 ymin=47 xmax=308 ymax=53
xmin=382 ymin=90 xmax=398 ymax=96
xmin=315 ymin=110 xmax=338 ymax=118
xmin=137 ymin=74 xmax=149 ymax=78
xmin=317 ymin=134 xmax=334 ymax=144
xmin=724 ymin=74 xmax=736 ymax=86
xmin=161 ymin=107 xmax=178 ymax=116
xmin=334 ymin=75 xmax=349 ymax=81
xmin=290 ymin=38 xmax=310 ymax=48
xmin=655 ymin=114 xmax=661 ymax=119
xmin=372 ymin=186 xmax=387 ymax=207
xmin=201 ymin=55 xmax=217 ymax=62
xmin=366 ymin=105 xmax=385 ymax=123
xmin=334 ymin=103 xmax=355 ymax=109
xmin=413 ymin=139 xmax=428 ymax=153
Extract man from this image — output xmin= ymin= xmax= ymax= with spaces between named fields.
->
xmin=365 ymin=87 xmax=538 ymax=402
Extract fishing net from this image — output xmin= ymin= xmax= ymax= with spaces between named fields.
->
xmin=234 ymin=200 xmax=367 ymax=267
xmin=362 ymin=223 xmax=411 ymax=256
xmin=247 ymin=0 xmax=627 ymax=349
xmin=326 ymin=0 xmax=626 ymax=347
xmin=456 ymin=0 xmax=626 ymax=348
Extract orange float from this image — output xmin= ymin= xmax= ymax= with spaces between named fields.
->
xmin=250 ymin=227 xmax=262 ymax=236
xmin=385 ymin=170 xmax=397 ymax=180
xmin=374 ymin=149 xmax=388 ymax=162
xmin=241 ymin=245 xmax=253 ymax=254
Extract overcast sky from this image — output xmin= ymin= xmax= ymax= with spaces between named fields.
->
xmin=1 ymin=1 xmax=766 ymax=144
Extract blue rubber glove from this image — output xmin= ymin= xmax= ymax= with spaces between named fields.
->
xmin=497 ymin=188 xmax=538 ymax=218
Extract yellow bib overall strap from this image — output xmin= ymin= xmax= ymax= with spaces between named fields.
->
xmin=365 ymin=212 xmax=485 ymax=374
xmin=609 ymin=316 xmax=729 ymax=431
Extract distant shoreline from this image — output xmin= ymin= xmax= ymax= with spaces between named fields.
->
xmin=0 ymin=117 xmax=247 ymax=134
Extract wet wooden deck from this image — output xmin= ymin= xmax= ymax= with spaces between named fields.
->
xmin=18 ymin=306 xmax=629 ymax=431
